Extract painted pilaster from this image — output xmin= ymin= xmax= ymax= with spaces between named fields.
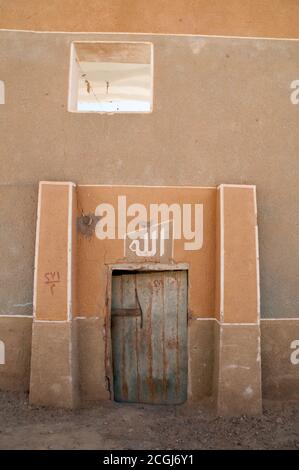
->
xmin=214 ymin=184 xmax=262 ymax=415
xmin=29 ymin=181 xmax=79 ymax=408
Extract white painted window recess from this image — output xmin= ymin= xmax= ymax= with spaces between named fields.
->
xmin=68 ymin=42 xmax=153 ymax=113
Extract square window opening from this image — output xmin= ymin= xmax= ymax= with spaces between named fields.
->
xmin=68 ymin=42 xmax=153 ymax=113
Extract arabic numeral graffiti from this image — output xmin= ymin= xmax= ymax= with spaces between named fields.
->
xmin=44 ymin=271 xmax=61 ymax=295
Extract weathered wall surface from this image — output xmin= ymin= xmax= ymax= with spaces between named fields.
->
xmin=0 ymin=316 xmax=32 ymax=390
xmin=29 ymin=182 xmax=260 ymax=409
xmin=0 ymin=185 xmax=37 ymax=316
xmin=76 ymin=185 xmax=216 ymax=403
xmin=261 ymin=320 xmax=299 ymax=400
xmin=0 ymin=1 xmax=298 ymax=38
xmin=188 ymin=319 xmax=214 ymax=402
xmin=30 ymin=320 xmax=79 ymax=407
xmin=0 ymin=31 xmax=299 ymax=319
xmin=34 ymin=183 xmax=70 ymax=321
xmin=76 ymin=186 xmax=216 ymax=318
xmin=1 ymin=314 xmax=298 ymax=403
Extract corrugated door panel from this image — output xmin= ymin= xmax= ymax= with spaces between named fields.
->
xmin=111 ymin=270 xmax=187 ymax=404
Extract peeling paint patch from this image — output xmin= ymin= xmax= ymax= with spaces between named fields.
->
xmin=225 ymin=364 xmax=250 ymax=370
xmin=243 ymin=386 xmax=254 ymax=398
xmin=77 ymin=213 xmax=101 ymax=238
xmin=13 ymin=302 xmax=33 ymax=308
xmin=257 ymin=334 xmax=261 ymax=362
xmin=188 ymin=38 xmax=206 ymax=54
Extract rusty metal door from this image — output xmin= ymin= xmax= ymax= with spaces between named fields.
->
xmin=111 ymin=270 xmax=188 ymax=404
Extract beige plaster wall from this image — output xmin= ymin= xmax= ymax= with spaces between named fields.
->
xmin=261 ymin=319 xmax=299 ymax=400
xmin=0 ymin=1 xmax=298 ymax=39
xmin=0 ymin=31 xmax=299 ymax=319
xmin=0 ymin=316 xmax=32 ymax=391
xmin=1 ymin=314 xmax=298 ymax=403
xmin=0 ymin=185 xmax=37 ymax=316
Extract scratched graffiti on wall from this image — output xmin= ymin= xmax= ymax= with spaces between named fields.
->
xmin=44 ymin=272 xmax=61 ymax=295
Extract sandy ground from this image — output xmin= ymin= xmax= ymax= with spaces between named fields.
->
xmin=0 ymin=391 xmax=298 ymax=450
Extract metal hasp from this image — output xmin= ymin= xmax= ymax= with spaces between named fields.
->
xmin=111 ymin=270 xmax=188 ymax=405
